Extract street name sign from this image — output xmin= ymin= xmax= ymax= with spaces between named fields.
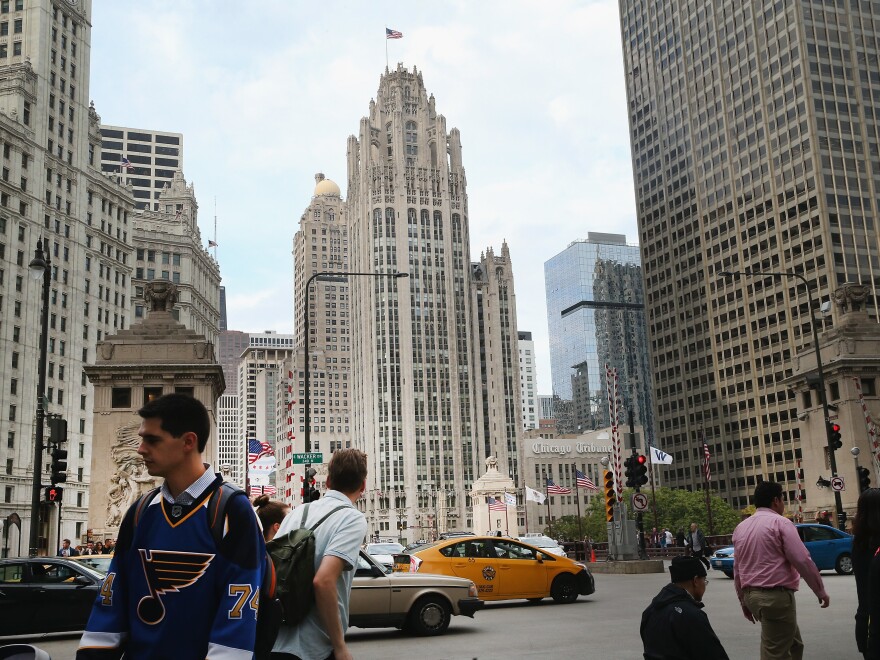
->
xmin=293 ymin=452 xmax=323 ymax=464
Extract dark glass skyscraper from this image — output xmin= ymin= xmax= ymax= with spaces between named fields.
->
xmin=544 ymin=233 xmax=654 ymax=445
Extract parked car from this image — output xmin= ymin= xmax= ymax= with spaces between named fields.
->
xmin=0 ymin=557 xmax=104 ymax=638
xmin=69 ymin=554 xmax=113 ymax=575
xmin=406 ymin=535 xmax=595 ymax=603
xmin=516 ymin=535 xmax=567 ymax=557
xmin=350 ymin=551 xmax=483 ymax=635
xmin=364 ymin=542 xmax=405 ymax=571
xmin=710 ymin=523 xmax=854 ymax=578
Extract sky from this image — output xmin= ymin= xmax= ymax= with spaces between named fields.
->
xmin=89 ymin=0 xmax=638 ymax=394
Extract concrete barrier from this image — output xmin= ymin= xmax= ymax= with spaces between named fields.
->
xmin=588 ymin=559 xmax=665 ymax=574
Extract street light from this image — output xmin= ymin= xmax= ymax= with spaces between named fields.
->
xmin=301 ymin=270 xmax=408 ymax=484
xmin=719 ymin=268 xmax=844 ymax=529
xmin=27 ymin=238 xmax=51 ymax=556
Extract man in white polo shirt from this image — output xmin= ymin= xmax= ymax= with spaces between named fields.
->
xmin=271 ymin=449 xmax=368 ymax=660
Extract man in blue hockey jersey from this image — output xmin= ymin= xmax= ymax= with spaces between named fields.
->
xmin=77 ymin=393 xmax=265 ymax=659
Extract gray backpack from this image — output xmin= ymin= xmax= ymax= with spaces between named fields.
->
xmin=266 ymin=502 xmax=347 ymax=624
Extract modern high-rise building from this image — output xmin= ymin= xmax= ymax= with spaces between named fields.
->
xmin=619 ymin=1 xmax=880 ymax=507
xmin=99 ymin=125 xmax=183 ymax=211
xmin=538 ymin=395 xmax=555 ymax=421
xmin=518 ymin=331 xmax=539 ymax=430
xmin=544 ymin=234 xmax=654 ymax=444
xmin=345 ymin=65 xmax=521 ymax=539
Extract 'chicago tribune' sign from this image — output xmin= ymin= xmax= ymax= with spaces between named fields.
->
xmin=531 ymin=443 xmax=614 ymax=455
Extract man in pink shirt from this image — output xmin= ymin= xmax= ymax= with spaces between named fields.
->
xmin=733 ymin=480 xmax=830 ymax=659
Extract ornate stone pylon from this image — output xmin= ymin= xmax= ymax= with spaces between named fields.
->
xmin=470 ymin=456 xmax=518 ymax=536
xmin=83 ymin=281 xmax=225 ymax=538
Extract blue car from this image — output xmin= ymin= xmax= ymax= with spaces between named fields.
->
xmin=710 ymin=523 xmax=853 ymax=578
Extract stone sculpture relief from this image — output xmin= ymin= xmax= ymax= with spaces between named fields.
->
xmin=144 ymin=280 xmax=178 ymax=313
xmin=106 ymin=422 xmax=156 ymax=528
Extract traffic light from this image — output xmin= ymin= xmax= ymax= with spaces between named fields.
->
xmin=624 ymin=455 xmax=636 ymax=488
xmin=603 ymin=470 xmax=615 ymax=522
xmin=48 ymin=417 xmax=67 ymax=445
xmin=44 ymin=486 xmax=63 ymax=503
xmin=858 ymin=466 xmax=872 ymax=492
xmin=305 ymin=466 xmax=319 ymax=502
xmin=635 ymin=454 xmax=648 ymax=487
xmin=828 ymin=422 xmax=843 ymax=451
xmin=50 ymin=448 xmax=68 ymax=485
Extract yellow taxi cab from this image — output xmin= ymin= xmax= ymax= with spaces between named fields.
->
xmin=407 ymin=536 xmax=595 ymax=603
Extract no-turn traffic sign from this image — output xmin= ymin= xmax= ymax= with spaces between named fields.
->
xmin=831 ymin=476 xmax=845 ymax=492
xmin=631 ymin=492 xmax=649 ymax=511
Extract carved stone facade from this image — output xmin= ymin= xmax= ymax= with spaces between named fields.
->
xmin=788 ymin=283 xmax=880 ymax=523
xmin=83 ymin=281 xmax=225 ymax=537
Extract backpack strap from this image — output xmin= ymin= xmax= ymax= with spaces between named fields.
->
xmin=133 ymin=486 xmax=162 ymax=527
xmin=298 ymin=503 xmax=312 ymax=530
xmin=308 ymin=505 xmax=349 ymax=533
xmin=207 ymin=481 xmax=247 ymax=546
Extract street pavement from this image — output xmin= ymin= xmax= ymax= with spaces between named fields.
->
xmin=21 ymin=563 xmax=858 ymax=659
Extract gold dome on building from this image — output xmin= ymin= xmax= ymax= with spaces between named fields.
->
xmin=314 ymin=172 xmax=341 ymax=197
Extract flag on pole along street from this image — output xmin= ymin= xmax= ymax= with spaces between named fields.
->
xmin=504 ymin=492 xmax=517 ymax=506
xmin=575 ymin=469 xmax=599 ymax=490
xmin=248 ymin=439 xmax=274 ymax=464
xmin=249 ymin=485 xmax=263 ymax=497
xmin=546 ymin=479 xmax=572 ymax=495
xmin=488 ymin=496 xmax=507 ymax=511
xmin=525 ymin=486 xmax=546 ymax=504
xmin=263 ymin=485 xmax=277 ymax=496
xmin=386 ymin=27 xmax=403 ymax=39
xmin=703 ymin=442 xmax=712 ymax=482
xmin=650 ymin=446 xmax=674 ymax=465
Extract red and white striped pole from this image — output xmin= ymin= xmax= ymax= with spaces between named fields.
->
xmin=607 ymin=364 xmax=623 ymax=502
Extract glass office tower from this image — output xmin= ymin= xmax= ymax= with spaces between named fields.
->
xmin=544 ymin=233 xmax=654 ymax=443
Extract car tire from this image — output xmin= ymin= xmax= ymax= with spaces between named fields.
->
xmin=550 ymin=574 xmax=578 ymax=604
xmin=406 ymin=595 xmax=451 ymax=636
xmin=836 ymin=552 xmax=854 ymax=575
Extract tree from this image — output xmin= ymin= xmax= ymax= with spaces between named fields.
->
xmin=542 ymin=487 xmax=740 ymax=543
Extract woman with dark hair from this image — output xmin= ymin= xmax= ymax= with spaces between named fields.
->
xmin=853 ymin=487 xmax=880 ymax=659
xmin=253 ymin=495 xmax=290 ymax=542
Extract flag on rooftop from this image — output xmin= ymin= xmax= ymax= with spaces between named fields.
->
xmin=208 ymin=240 xmax=218 ymax=247
xmin=386 ymin=27 xmax=403 ymax=39
xmin=504 ymin=492 xmax=517 ymax=506
xmin=546 ymin=479 xmax=571 ymax=495
xmin=575 ymin=469 xmax=599 ymax=491
xmin=487 ymin=496 xmax=507 ymax=511
xmin=120 ymin=157 xmax=134 ymax=171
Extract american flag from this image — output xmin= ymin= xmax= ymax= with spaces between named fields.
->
xmin=487 ymin=496 xmax=507 ymax=511
xmin=703 ymin=442 xmax=712 ymax=482
xmin=575 ymin=469 xmax=599 ymax=491
xmin=546 ymin=479 xmax=572 ymax=495
xmin=120 ymin=157 xmax=134 ymax=171
xmin=249 ymin=485 xmax=264 ymax=497
xmin=386 ymin=27 xmax=403 ymax=39
xmin=248 ymin=439 xmax=274 ymax=464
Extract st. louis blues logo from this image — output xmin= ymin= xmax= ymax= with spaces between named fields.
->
xmin=482 ymin=566 xmax=496 ymax=581
xmin=137 ymin=549 xmax=214 ymax=625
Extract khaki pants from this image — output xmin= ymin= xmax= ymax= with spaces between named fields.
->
xmin=742 ymin=587 xmax=804 ymax=660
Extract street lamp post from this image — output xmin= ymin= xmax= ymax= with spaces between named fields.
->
xmin=301 ymin=270 xmax=408 ymax=498
xmin=720 ymin=269 xmax=845 ymax=529
xmin=27 ymin=239 xmax=51 ymax=556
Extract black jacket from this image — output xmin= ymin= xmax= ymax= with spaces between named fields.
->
xmin=640 ymin=584 xmax=729 ymax=660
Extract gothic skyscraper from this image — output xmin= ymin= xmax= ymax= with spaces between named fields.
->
xmin=344 ymin=65 xmax=521 ymax=537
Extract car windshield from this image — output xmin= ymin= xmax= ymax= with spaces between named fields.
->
xmin=522 ymin=537 xmax=558 ymax=548
xmin=367 ymin=543 xmax=404 ymax=554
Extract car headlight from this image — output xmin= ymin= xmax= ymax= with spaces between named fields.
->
xmin=468 ymin=582 xmax=478 ymax=598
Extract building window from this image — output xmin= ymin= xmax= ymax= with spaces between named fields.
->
xmin=829 ymin=381 xmax=840 ymax=401
xmin=862 ymin=379 xmax=877 ymax=397
xmin=111 ymin=388 xmax=131 ymax=409
xmin=144 ymin=387 xmax=163 ymax=403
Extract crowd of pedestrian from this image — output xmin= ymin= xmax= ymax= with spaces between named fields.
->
xmin=58 ymin=537 xmax=115 ymax=556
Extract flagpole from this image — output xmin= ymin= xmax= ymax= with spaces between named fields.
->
xmin=573 ymin=464 xmax=583 ymax=554
xmin=504 ymin=493 xmax=510 ymax=535
xmin=487 ymin=498 xmax=491 ymax=535
xmin=545 ymin=479 xmax=552 ymax=538
xmin=647 ymin=448 xmax=659 ymax=534
xmin=385 ymin=27 xmax=389 ymax=69
xmin=523 ymin=488 xmax=530 ymax=533
xmin=702 ymin=429 xmax=715 ymax=535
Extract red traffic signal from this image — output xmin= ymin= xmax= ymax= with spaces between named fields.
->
xmin=637 ymin=454 xmax=647 ymax=465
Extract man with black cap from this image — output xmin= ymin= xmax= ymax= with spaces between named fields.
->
xmin=640 ymin=555 xmax=730 ymax=659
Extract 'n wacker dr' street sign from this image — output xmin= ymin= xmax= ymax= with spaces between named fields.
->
xmin=293 ymin=452 xmax=323 ymax=465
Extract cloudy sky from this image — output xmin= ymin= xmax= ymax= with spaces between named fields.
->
xmin=89 ymin=0 xmax=637 ymax=393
